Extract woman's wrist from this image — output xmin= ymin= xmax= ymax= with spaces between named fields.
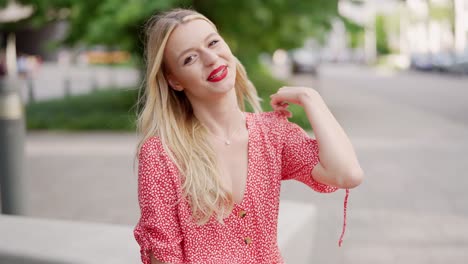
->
xmin=299 ymin=88 xmax=321 ymax=107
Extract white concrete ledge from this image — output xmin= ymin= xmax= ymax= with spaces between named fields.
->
xmin=0 ymin=216 xmax=139 ymax=264
xmin=0 ymin=200 xmax=316 ymax=264
xmin=278 ymin=201 xmax=317 ymax=264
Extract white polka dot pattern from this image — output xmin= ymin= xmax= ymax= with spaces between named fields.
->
xmin=134 ymin=111 xmax=339 ymax=264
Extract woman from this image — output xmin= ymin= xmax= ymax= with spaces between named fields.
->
xmin=134 ymin=8 xmax=363 ymax=264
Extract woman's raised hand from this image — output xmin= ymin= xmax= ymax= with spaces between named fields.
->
xmin=270 ymin=86 xmax=318 ymax=117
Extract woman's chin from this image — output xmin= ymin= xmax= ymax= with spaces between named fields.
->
xmin=210 ymin=77 xmax=235 ymax=92
xmin=211 ymin=84 xmax=234 ymax=95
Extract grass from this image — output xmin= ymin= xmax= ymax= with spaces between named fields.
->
xmin=26 ymin=68 xmax=311 ymax=131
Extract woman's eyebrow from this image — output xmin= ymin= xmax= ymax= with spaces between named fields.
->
xmin=177 ymin=32 xmax=219 ymax=61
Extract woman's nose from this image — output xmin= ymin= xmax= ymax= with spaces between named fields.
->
xmin=200 ymin=48 xmax=217 ymax=66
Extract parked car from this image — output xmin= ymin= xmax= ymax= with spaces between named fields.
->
xmin=410 ymin=53 xmax=432 ymax=71
xmin=446 ymin=51 xmax=468 ymax=75
xmin=289 ymin=48 xmax=320 ymax=75
xmin=409 ymin=51 xmax=468 ymax=75
xmin=432 ymin=52 xmax=456 ymax=72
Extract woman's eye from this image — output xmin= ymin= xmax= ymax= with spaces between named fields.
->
xmin=184 ymin=55 xmax=195 ymax=65
xmin=209 ymin=40 xmax=219 ymax=47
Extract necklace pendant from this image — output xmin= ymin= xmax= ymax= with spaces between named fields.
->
xmin=225 ymin=140 xmax=231 ymax=145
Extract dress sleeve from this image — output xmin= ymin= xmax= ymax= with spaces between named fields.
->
xmin=279 ymin=115 xmax=338 ymax=193
xmin=134 ymin=138 xmax=184 ymax=264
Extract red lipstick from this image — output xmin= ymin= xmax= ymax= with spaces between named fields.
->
xmin=207 ymin=65 xmax=228 ymax=82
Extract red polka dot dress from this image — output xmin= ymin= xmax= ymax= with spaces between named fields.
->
xmin=134 ymin=111 xmax=343 ymax=264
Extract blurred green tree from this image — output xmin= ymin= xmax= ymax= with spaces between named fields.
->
xmin=429 ymin=0 xmax=454 ymax=22
xmin=375 ymin=14 xmax=390 ymax=55
xmin=1 ymin=0 xmax=181 ymax=64
xmin=1 ymin=0 xmax=338 ymax=69
xmin=192 ymin=0 xmax=338 ymax=66
xmin=341 ymin=16 xmax=365 ymax=49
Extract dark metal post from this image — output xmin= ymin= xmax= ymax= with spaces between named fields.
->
xmin=27 ymin=76 xmax=35 ymax=103
xmin=0 ymin=77 xmax=26 ymax=215
xmin=64 ymin=77 xmax=71 ymax=98
xmin=91 ymin=74 xmax=98 ymax=91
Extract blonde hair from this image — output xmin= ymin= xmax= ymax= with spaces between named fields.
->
xmin=137 ymin=8 xmax=262 ymax=224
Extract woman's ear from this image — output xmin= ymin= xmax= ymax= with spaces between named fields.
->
xmin=166 ymin=74 xmax=184 ymax=91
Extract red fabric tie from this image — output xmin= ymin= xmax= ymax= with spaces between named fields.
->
xmin=338 ymin=189 xmax=349 ymax=247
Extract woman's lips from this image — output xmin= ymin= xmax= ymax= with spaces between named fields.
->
xmin=207 ymin=66 xmax=228 ymax=82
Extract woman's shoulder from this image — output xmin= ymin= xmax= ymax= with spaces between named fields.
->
xmin=246 ymin=111 xmax=291 ymax=143
xmin=247 ymin=111 xmax=289 ymax=130
xmin=138 ymin=136 xmax=180 ymax=180
xmin=248 ymin=111 xmax=288 ymax=123
xmin=138 ymin=136 xmax=173 ymax=163
xmin=139 ymin=136 xmax=164 ymax=153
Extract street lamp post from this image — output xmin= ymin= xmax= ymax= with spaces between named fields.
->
xmin=0 ymin=0 xmax=33 ymax=215
xmin=0 ymin=77 xmax=25 ymax=214
xmin=455 ymin=0 xmax=467 ymax=54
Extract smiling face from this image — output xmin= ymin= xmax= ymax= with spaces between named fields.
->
xmin=163 ymin=19 xmax=237 ymax=103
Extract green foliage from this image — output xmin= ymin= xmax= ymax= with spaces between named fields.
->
xmin=64 ymin=0 xmax=179 ymax=51
xmin=0 ymin=0 xmax=71 ymax=30
xmin=193 ymin=0 xmax=338 ymax=66
xmin=375 ymin=15 xmax=390 ymax=55
xmin=2 ymin=0 xmax=338 ymax=70
xmin=341 ymin=16 xmax=365 ymax=49
xmin=429 ymin=1 xmax=454 ymax=21
xmin=1 ymin=0 xmax=184 ymax=66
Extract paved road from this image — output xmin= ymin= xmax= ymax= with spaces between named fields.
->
xmin=286 ymin=65 xmax=468 ymax=264
xmin=22 ymin=64 xmax=468 ymax=263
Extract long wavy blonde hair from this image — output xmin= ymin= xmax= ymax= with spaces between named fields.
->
xmin=137 ymin=8 xmax=262 ymax=225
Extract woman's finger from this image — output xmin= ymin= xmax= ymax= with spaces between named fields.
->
xmin=270 ymin=94 xmax=282 ymax=107
xmin=276 ymin=109 xmax=292 ymax=118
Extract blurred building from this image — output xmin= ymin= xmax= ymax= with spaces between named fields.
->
xmin=454 ymin=0 xmax=468 ymax=53
xmin=339 ymin=0 xmax=468 ymax=62
xmin=401 ymin=0 xmax=455 ymax=55
xmin=338 ymin=0 xmax=401 ymax=63
xmin=321 ymin=19 xmax=350 ymax=63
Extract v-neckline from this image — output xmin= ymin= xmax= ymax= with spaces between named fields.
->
xmin=233 ymin=112 xmax=252 ymax=208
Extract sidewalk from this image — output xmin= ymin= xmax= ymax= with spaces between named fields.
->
xmin=24 ymin=132 xmax=139 ymax=225
xmin=285 ymin=65 xmax=468 ymax=264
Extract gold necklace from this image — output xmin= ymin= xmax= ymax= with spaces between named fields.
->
xmin=206 ymin=115 xmax=245 ymax=146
